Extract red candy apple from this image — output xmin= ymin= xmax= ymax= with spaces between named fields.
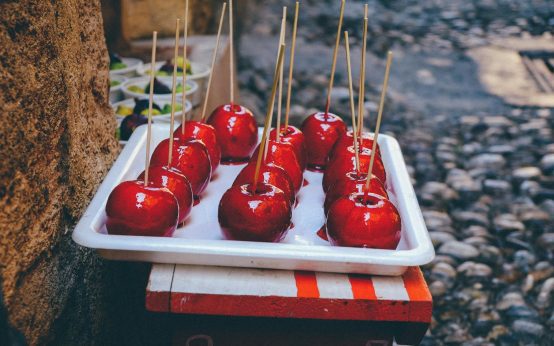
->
xmin=251 ymin=139 xmax=303 ymax=193
xmin=174 ymin=121 xmax=221 ymax=172
xmin=105 ymin=180 xmax=179 ymax=237
xmin=329 ymin=130 xmax=381 ymax=162
xmin=138 ymin=166 xmax=193 ymax=224
xmin=326 ymin=192 xmax=401 ymax=249
xmin=218 ymin=183 xmax=292 ymax=242
xmin=150 ymin=138 xmax=212 ymax=198
xmin=207 ymin=104 xmax=258 ymax=163
xmin=269 ymin=125 xmax=306 ymax=170
xmin=324 ymin=171 xmax=387 ymax=214
xmin=233 ymin=162 xmax=296 ymax=206
xmin=301 ymin=112 xmax=346 ymax=171
xmin=323 ymin=145 xmax=386 ymax=192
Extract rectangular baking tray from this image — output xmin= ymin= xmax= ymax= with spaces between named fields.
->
xmin=73 ymin=124 xmax=434 ymax=275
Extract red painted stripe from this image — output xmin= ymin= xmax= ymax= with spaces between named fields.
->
xmin=348 ymin=274 xmax=377 ymax=300
xmin=294 ymin=271 xmax=320 ymax=298
xmin=402 ymin=267 xmax=432 ymax=302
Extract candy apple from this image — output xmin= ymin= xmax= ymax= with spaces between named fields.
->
xmin=150 ymin=138 xmax=212 ymax=198
xmin=218 ymin=183 xmax=292 ymax=242
xmin=269 ymin=125 xmax=306 ymax=170
xmin=329 ymin=130 xmax=381 ymax=162
xmin=207 ymin=104 xmax=258 ymax=163
xmin=301 ymin=112 xmax=346 ymax=170
xmin=233 ymin=162 xmax=295 ymax=206
xmin=323 ymin=145 xmax=386 ymax=192
xmin=174 ymin=121 xmax=221 ymax=172
xmin=105 ymin=180 xmax=179 ymax=237
xmin=324 ymin=171 xmax=387 ymax=214
xmin=326 ymin=192 xmax=401 ymax=249
xmin=138 ymin=166 xmax=193 ymax=224
xmin=251 ymin=139 xmax=303 ymax=193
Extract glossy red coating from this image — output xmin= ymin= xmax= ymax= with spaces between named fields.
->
xmin=138 ymin=166 xmax=194 ymax=224
xmin=218 ymin=183 xmax=292 ymax=242
xmin=324 ymin=171 xmax=388 ymax=214
xmin=329 ymin=130 xmax=381 ymax=162
xmin=150 ymin=138 xmax=212 ymax=198
xmin=269 ymin=125 xmax=306 ymax=170
xmin=233 ymin=162 xmax=296 ymax=206
xmin=301 ymin=112 xmax=346 ymax=171
xmin=323 ymin=145 xmax=386 ymax=192
xmin=207 ymin=104 xmax=258 ymax=163
xmin=251 ymin=139 xmax=303 ymax=193
xmin=326 ymin=192 xmax=401 ymax=249
xmin=105 ymin=180 xmax=178 ymax=237
xmin=174 ymin=121 xmax=221 ymax=172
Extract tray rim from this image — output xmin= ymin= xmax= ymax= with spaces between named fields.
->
xmin=72 ymin=124 xmax=435 ymax=274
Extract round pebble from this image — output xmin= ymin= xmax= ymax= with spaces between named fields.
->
xmin=438 ymin=241 xmax=479 ymax=260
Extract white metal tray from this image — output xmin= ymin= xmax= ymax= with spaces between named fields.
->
xmin=73 ymin=124 xmax=434 ymax=275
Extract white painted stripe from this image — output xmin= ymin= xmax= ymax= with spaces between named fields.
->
xmin=172 ymin=265 xmax=298 ymax=297
xmin=372 ymin=276 xmax=410 ymax=301
xmin=315 ymin=272 xmax=354 ymax=299
xmin=148 ymin=264 xmax=175 ymax=292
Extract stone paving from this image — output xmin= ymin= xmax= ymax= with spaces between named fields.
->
xmin=237 ymin=0 xmax=554 ymax=344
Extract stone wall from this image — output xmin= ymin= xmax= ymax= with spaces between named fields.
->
xmin=0 ymin=0 xmax=123 ymax=344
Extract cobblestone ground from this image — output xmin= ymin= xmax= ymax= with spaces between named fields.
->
xmin=237 ymin=0 xmax=554 ymax=344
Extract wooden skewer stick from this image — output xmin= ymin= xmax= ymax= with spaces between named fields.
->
xmin=144 ymin=31 xmax=158 ymax=186
xmin=344 ymin=31 xmax=360 ymax=172
xmin=264 ymin=11 xmax=287 ymax=160
xmin=229 ymin=0 xmax=235 ymax=105
xmin=276 ymin=6 xmax=287 ymax=143
xmin=357 ymin=5 xmax=368 ymax=138
xmin=167 ymin=18 xmax=181 ymax=167
xmin=253 ymin=44 xmax=286 ymax=192
xmin=181 ymin=0 xmax=189 ymax=135
xmin=283 ymin=1 xmax=299 ymax=131
xmin=366 ymin=51 xmax=393 ymax=190
xmin=323 ymin=0 xmax=346 ymax=116
xmin=200 ymin=2 xmax=227 ymax=122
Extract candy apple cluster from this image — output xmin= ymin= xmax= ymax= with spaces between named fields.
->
xmin=323 ymin=131 xmax=402 ymax=249
xmin=104 ymin=0 xmax=403 ymax=251
xmin=105 ymin=126 xmax=221 ymax=236
xmin=218 ymin=124 xmax=306 ymax=242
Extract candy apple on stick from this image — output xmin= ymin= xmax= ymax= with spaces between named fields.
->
xmin=301 ymin=0 xmax=346 ymax=171
xmin=174 ymin=0 xmax=222 ymax=173
xmin=105 ymin=31 xmax=179 ymax=237
xmin=251 ymin=139 xmax=303 ymax=193
xmin=138 ymin=166 xmax=193 ymax=224
xmin=323 ymin=144 xmax=386 ymax=192
xmin=324 ymin=30 xmax=386 ymax=215
xmin=326 ymin=51 xmax=401 ymax=249
xmin=219 ymin=43 xmax=292 ymax=242
xmin=150 ymin=19 xmax=211 ymax=200
xmin=324 ymin=22 xmax=385 ymax=192
xmin=150 ymin=138 xmax=211 ymax=200
xmin=235 ymin=14 xmax=296 ymax=205
xmin=269 ymin=2 xmax=306 ymax=170
xmin=250 ymin=11 xmax=304 ymax=193
xmin=232 ymin=162 xmax=296 ymax=206
xmin=324 ymin=171 xmax=387 ymax=214
xmin=140 ymin=21 xmax=194 ymax=224
xmin=207 ymin=0 xmax=258 ymax=164
xmin=331 ymin=131 xmax=381 ymax=160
